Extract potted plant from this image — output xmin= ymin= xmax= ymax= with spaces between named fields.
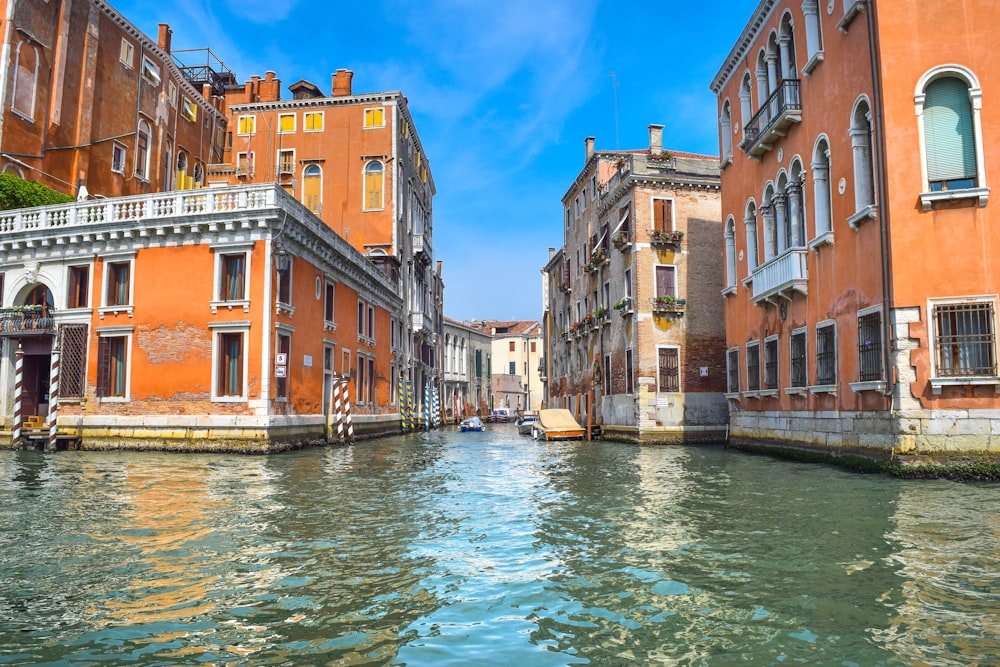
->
xmin=591 ymin=247 xmax=608 ymax=265
xmin=654 ymin=294 xmax=677 ymax=309
xmin=613 ymin=297 xmax=632 ymax=311
xmin=594 ymin=306 xmax=609 ymax=319
xmin=612 ymin=232 xmax=631 ymax=250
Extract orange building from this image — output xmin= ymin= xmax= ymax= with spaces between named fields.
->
xmin=0 ymin=2 xmax=227 ymax=196
xmin=0 ymin=185 xmax=402 ymax=450
xmin=712 ymin=0 xmax=1000 ymax=460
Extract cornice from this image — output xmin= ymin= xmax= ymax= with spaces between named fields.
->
xmin=709 ymin=0 xmax=779 ymax=94
xmin=229 ymin=92 xmax=402 ymax=113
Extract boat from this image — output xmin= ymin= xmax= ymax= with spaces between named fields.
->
xmin=459 ymin=416 xmax=484 ymax=432
xmin=531 ymin=409 xmax=586 ymax=441
xmin=515 ymin=411 xmax=540 ymax=436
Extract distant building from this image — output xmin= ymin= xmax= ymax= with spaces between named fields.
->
xmin=467 ymin=320 xmax=543 ymax=412
xmin=542 ymin=129 xmax=726 ymax=441
xmin=711 ymin=0 xmax=1000 ymax=459
xmin=442 ymin=317 xmax=492 ymax=420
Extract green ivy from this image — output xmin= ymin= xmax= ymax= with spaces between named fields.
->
xmin=0 ymin=173 xmax=74 ymax=210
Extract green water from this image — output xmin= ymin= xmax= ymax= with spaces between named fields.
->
xmin=1 ymin=428 xmax=998 ymax=666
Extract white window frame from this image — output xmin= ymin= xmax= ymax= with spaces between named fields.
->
xmin=134 ymin=120 xmax=152 ymax=181
xmin=787 ymin=326 xmax=809 ymax=396
xmin=210 ymin=242 xmax=253 ymax=314
xmin=656 ymin=345 xmax=681 ymax=394
xmin=363 ymin=107 xmax=385 ymax=128
xmin=168 ymin=81 xmax=177 ymax=107
xmin=762 ymin=334 xmax=780 ymax=395
xmin=324 ymin=278 xmax=337 ymax=333
xmin=277 ymin=148 xmax=295 ymax=176
xmin=237 ymin=114 xmax=256 ymax=137
xmin=278 ymin=112 xmax=296 ymax=134
xmin=96 ymin=325 xmax=134 ymax=403
xmin=99 ymin=252 xmax=136 ymax=319
xmin=111 ymin=141 xmax=126 ymax=174
xmin=11 ymin=40 xmax=38 ymax=121
xmin=725 ymin=346 xmax=741 ymax=397
xmin=210 ymin=321 xmax=251 ymax=402
xmin=811 ymin=319 xmax=838 ymax=394
xmin=927 ymin=295 xmax=1000 ymax=394
xmin=181 ymin=97 xmax=197 ymax=122
xmin=851 ymin=304 xmax=887 ymax=393
xmin=119 ymin=38 xmax=134 ymax=68
xmin=363 ymin=160 xmax=384 ymax=211
xmin=140 ymin=56 xmax=161 ymax=86
xmin=304 ymin=111 xmax=324 ymax=132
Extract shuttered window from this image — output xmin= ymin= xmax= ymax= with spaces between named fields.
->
xmin=924 ymin=77 xmax=977 ymax=190
xmin=655 ymin=265 xmax=676 ymax=298
xmin=658 ymin=347 xmax=680 ymax=392
xmin=653 ymin=199 xmax=673 ymax=231
xmin=365 ymin=161 xmax=383 ymax=210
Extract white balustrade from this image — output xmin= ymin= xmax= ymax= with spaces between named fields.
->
xmin=750 ymin=248 xmax=809 ymax=303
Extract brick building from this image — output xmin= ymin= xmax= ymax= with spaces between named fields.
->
xmin=470 ymin=320 xmax=542 ymax=413
xmin=542 ymin=129 xmax=726 ymax=441
xmin=712 ymin=0 xmax=1000 ymax=459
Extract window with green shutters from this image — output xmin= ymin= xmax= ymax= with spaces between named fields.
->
xmin=923 ymin=76 xmax=977 ymax=191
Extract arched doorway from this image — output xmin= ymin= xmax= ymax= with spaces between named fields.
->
xmin=9 ymin=284 xmax=55 ymax=422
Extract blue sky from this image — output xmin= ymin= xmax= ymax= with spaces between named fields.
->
xmin=114 ymin=0 xmax=750 ymax=322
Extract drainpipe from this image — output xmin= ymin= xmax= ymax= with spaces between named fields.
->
xmin=867 ymin=0 xmax=896 ymax=403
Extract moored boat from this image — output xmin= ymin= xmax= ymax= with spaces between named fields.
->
xmin=459 ymin=416 xmax=484 ymax=432
xmin=531 ymin=409 xmax=585 ymax=441
xmin=516 ymin=411 xmax=540 ymax=436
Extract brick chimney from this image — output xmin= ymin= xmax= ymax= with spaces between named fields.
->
xmin=157 ymin=24 xmax=172 ymax=53
xmin=259 ymin=71 xmax=281 ymax=103
xmin=649 ymin=124 xmax=664 ymax=157
xmin=585 ymin=136 xmax=595 ymax=162
xmin=332 ymin=69 xmax=354 ymax=96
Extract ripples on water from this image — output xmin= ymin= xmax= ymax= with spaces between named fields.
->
xmin=2 ymin=429 xmax=999 ymax=666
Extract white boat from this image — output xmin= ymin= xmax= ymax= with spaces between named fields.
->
xmin=516 ymin=412 xmax=540 ymax=436
xmin=459 ymin=416 xmax=484 ymax=432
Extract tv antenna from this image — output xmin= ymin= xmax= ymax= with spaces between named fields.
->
xmin=606 ymin=71 xmax=620 ymax=149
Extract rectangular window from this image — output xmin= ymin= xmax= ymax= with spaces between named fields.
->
xmin=858 ymin=310 xmax=883 ymax=382
xmin=119 ymin=39 xmax=134 ymax=67
xmin=168 ymin=81 xmax=177 ymax=106
xmin=238 ymin=115 xmax=256 ymax=136
xmin=140 ymin=56 xmax=160 ymax=85
xmin=655 ymin=265 xmax=676 ymax=298
xmin=816 ymin=324 xmax=837 ymax=385
xmin=0 ymin=273 xmax=4 ymax=307
xmin=764 ymin=337 xmax=778 ymax=390
xmin=304 ymin=111 xmax=323 ymax=131
xmin=357 ymin=300 xmax=365 ymax=335
xmin=324 ymin=282 xmax=335 ymax=323
xmin=135 ymin=126 xmax=149 ymax=179
xmin=653 ymin=198 xmax=673 ymax=231
xmin=364 ymin=107 xmax=384 ymax=127
xmin=357 ymin=353 xmax=367 ymax=403
xmin=107 ymin=262 xmax=129 ymax=306
xmin=278 ymin=149 xmax=295 ymax=175
xmin=603 ymin=354 xmax=612 ymax=396
xmin=67 ymin=266 xmax=89 ymax=309
xmin=625 ymin=348 xmax=635 ymax=394
xmin=277 ymin=260 xmax=292 ymax=305
xmin=181 ymin=97 xmax=197 ymax=122
xmin=368 ymin=357 xmax=375 ymax=406
xmin=624 ymin=268 xmax=632 ymax=298
xmin=368 ymin=305 xmax=375 ymax=339
xmin=276 ymin=333 xmax=290 ymax=398
xmin=279 ymin=113 xmax=296 ymax=133
xmin=111 ymin=142 xmax=126 ymax=173
xmin=509 ymin=361 xmax=516 ymax=375
xmin=746 ymin=342 xmax=761 ymax=391
xmin=220 ymin=254 xmax=246 ymax=301
xmin=97 ymin=336 xmax=128 ymax=398
xmin=509 ymin=341 xmax=516 ymax=352
xmin=790 ymin=330 xmax=807 ymax=387
xmin=236 ymin=152 xmax=250 ymax=177
xmin=658 ymin=347 xmax=680 ymax=392
xmin=933 ymin=301 xmax=997 ymax=378
xmin=59 ymin=324 xmax=88 ymax=399
xmin=218 ymin=332 xmax=244 ymax=397
xmin=727 ymin=348 xmax=740 ymax=393
xmin=530 ymin=341 xmax=536 ymax=353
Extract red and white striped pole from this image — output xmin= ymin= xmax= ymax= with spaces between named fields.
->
xmin=47 ymin=342 xmax=60 ymax=451
xmin=12 ymin=344 xmax=23 ymax=449
xmin=334 ymin=379 xmax=344 ymax=443
xmin=343 ymin=380 xmax=354 ymax=442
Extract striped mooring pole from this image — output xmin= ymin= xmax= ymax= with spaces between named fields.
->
xmin=397 ymin=374 xmax=408 ymax=432
xmin=12 ymin=344 xmax=23 ymax=450
xmin=404 ymin=380 xmax=414 ymax=432
xmin=343 ymin=379 xmax=354 ymax=442
xmin=47 ymin=344 xmax=60 ymax=451
xmin=333 ymin=379 xmax=344 ymax=442
xmin=424 ymin=384 xmax=431 ymax=430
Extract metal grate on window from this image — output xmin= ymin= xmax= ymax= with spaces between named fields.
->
xmin=934 ymin=302 xmax=997 ymax=377
xmin=858 ymin=312 xmax=883 ymax=382
xmin=790 ymin=332 xmax=807 ymax=387
xmin=727 ymin=349 xmax=740 ymax=393
xmin=747 ymin=344 xmax=760 ymax=391
xmin=816 ymin=325 xmax=836 ymax=385
xmin=59 ymin=324 xmax=88 ymax=398
xmin=764 ymin=339 xmax=778 ymax=389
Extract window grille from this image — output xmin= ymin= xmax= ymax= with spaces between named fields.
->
xmin=727 ymin=348 xmax=740 ymax=393
xmin=790 ymin=331 xmax=807 ymax=387
xmin=764 ymin=338 xmax=778 ymax=389
xmin=746 ymin=343 xmax=760 ymax=391
xmin=59 ymin=325 xmax=88 ymax=398
xmin=816 ymin=325 xmax=836 ymax=385
xmin=858 ymin=311 xmax=883 ymax=382
xmin=934 ymin=302 xmax=996 ymax=377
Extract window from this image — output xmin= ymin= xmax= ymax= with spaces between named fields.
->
xmin=916 ymin=67 xmax=986 ymax=207
xmin=12 ymin=41 xmax=38 ymax=119
xmin=220 ymin=253 xmax=246 ymax=301
xmin=303 ymin=164 xmax=321 ymax=213
xmin=790 ymin=329 xmax=807 ymax=388
xmin=724 ymin=218 xmax=737 ymax=290
xmin=658 ymin=347 xmax=680 ymax=393
xmin=849 ymin=99 xmax=876 ymax=224
xmin=236 ymin=152 xmax=251 ymax=178
xmin=368 ymin=305 xmax=375 ymax=339
xmin=181 ymin=97 xmax=197 ymax=122
xmin=509 ymin=341 xmax=516 ymax=352
xmin=933 ymin=301 xmax=996 ymax=378
xmin=816 ymin=323 xmax=837 ymax=386
xmin=530 ymin=341 xmax=536 ymax=353
xmin=112 ymin=142 xmax=126 ymax=174
xmin=653 ymin=198 xmax=673 ymax=231
xmin=720 ymin=101 xmax=733 ymax=164
xmin=168 ymin=81 xmax=177 ymax=106
xmin=97 ymin=332 xmax=131 ymax=399
xmin=364 ymin=161 xmax=383 ymax=210
xmin=324 ymin=281 xmax=335 ymax=324
xmin=275 ymin=332 xmax=290 ymax=398
xmin=364 ymin=107 xmax=384 ymax=128
xmin=655 ymin=265 xmax=676 ymax=299
xmin=140 ymin=56 xmax=160 ymax=86
xmin=858 ymin=308 xmax=883 ymax=382
xmin=237 ymin=115 xmax=256 ymax=136
xmin=509 ymin=361 xmax=516 ymax=375
xmin=106 ymin=262 xmax=130 ymax=306
xmin=59 ymin=324 xmax=88 ymax=399
xmin=215 ymin=330 xmax=245 ymax=399
xmin=726 ymin=348 xmax=740 ymax=393
xmin=135 ymin=121 xmax=151 ymax=179
xmin=277 ymin=257 xmax=292 ymax=305
xmin=764 ymin=337 xmax=778 ymax=390
xmin=304 ymin=112 xmax=323 ymax=131
xmin=278 ymin=149 xmax=295 ymax=176
xmin=279 ymin=113 xmax=296 ymax=133
xmin=67 ymin=265 xmax=89 ymax=309
xmin=802 ymin=1 xmax=824 ymax=72
xmin=811 ymin=137 xmax=833 ymax=241
xmin=746 ymin=342 xmax=761 ymax=391
xmin=119 ymin=39 xmax=134 ymax=67
xmin=745 ymin=202 xmax=759 ymax=272
xmin=357 ymin=300 xmax=365 ymax=336
xmin=625 ymin=348 xmax=635 ymax=394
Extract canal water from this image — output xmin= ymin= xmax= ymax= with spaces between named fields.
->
xmin=2 ymin=427 xmax=998 ymax=666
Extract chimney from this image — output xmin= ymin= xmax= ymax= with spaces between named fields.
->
xmin=585 ymin=136 xmax=595 ymax=162
xmin=157 ymin=24 xmax=172 ymax=53
xmin=332 ymin=69 xmax=354 ymax=96
xmin=548 ymin=247 xmax=555 ymax=260
xmin=260 ymin=71 xmax=281 ymax=103
xmin=649 ymin=124 xmax=664 ymax=157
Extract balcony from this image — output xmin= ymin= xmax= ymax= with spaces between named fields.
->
xmin=412 ymin=230 xmax=432 ymax=261
xmin=650 ymin=296 xmax=686 ymax=316
xmin=740 ymin=79 xmax=802 ymax=158
xmin=0 ymin=307 xmax=55 ymax=336
xmin=749 ymin=248 xmax=809 ymax=304
xmin=411 ymin=310 xmax=431 ymax=335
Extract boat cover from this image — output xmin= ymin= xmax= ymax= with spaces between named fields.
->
xmin=537 ymin=409 xmax=584 ymax=433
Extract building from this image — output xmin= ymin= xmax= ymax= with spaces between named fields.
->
xmin=542 ymin=131 xmax=726 ymax=441
xmin=0 ymin=2 xmax=228 ymax=196
xmin=0 ymin=184 xmax=402 ymax=450
xmin=473 ymin=320 xmax=543 ymax=413
xmin=442 ymin=317 xmax=492 ymax=421
xmin=217 ymin=69 xmax=442 ymax=428
xmin=711 ymin=0 xmax=1000 ymax=459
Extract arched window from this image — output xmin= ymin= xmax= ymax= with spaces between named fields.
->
xmin=849 ymin=98 xmax=876 ymax=224
xmin=193 ymin=162 xmax=204 ymax=186
xmin=740 ymin=73 xmax=753 ymax=132
xmin=801 ymin=0 xmax=824 ymax=73
xmin=811 ymin=137 xmax=833 ymax=240
xmin=364 ymin=161 xmax=384 ymax=210
xmin=761 ymin=185 xmax=778 ymax=260
xmin=788 ymin=160 xmax=806 ymax=247
xmin=303 ymin=164 xmax=322 ymax=213
xmin=778 ymin=12 xmax=797 ymax=81
xmin=135 ymin=120 xmax=152 ymax=179
xmin=745 ymin=201 xmax=759 ymax=272
xmin=918 ymin=70 xmax=982 ymax=195
xmin=12 ymin=41 xmax=37 ymax=119
xmin=724 ymin=217 xmax=737 ymax=290
xmin=720 ymin=101 xmax=733 ymax=164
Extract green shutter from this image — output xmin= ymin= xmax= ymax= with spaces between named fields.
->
xmin=924 ymin=77 xmax=977 ymax=183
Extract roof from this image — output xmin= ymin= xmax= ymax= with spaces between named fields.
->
xmin=466 ymin=319 xmax=542 ymax=336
